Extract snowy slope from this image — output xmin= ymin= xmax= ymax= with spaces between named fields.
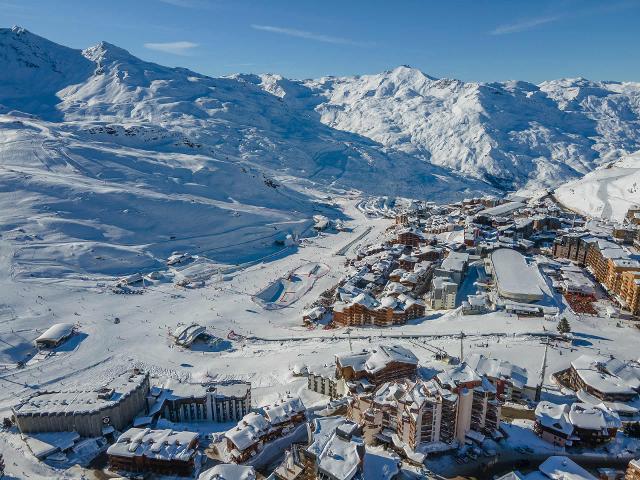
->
xmin=554 ymin=150 xmax=640 ymax=221
xmin=0 ymin=27 xmax=491 ymax=277
xmin=261 ymin=67 xmax=640 ymax=190
xmin=2 ymin=27 xmax=640 ymax=276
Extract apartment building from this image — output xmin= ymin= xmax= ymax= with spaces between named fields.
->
xmin=620 ymin=270 xmax=640 ymax=316
xmin=349 ymin=371 xmax=501 ymax=453
xmin=332 ymin=292 xmax=425 ymax=327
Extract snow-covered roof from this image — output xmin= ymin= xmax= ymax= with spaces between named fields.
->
xmin=172 ymin=323 xmax=207 ymax=347
xmin=336 ymin=345 xmax=418 ymax=375
xmin=14 ymin=371 xmax=148 ymax=416
xmin=198 ymin=464 xmax=256 ymax=480
xmin=571 ymin=354 xmax=639 ymax=396
xmin=35 ymin=323 xmax=74 ymax=343
xmin=263 ymin=396 xmax=305 ymax=425
xmin=535 ymin=401 xmax=573 ymax=436
xmin=225 ymin=412 xmax=271 ymax=452
xmin=568 ymin=403 xmax=621 ymax=430
xmin=479 ymin=201 xmax=525 ymax=217
xmin=436 ymin=362 xmax=481 ymax=389
xmin=107 ymin=428 xmax=198 ymax=461
xmin=363 ymin=446 xmax=400 ymax=480
xmin=309 ymin=416 xmax=363 ymax=480
xmin=491 ymin=248 xmax=543 ymax=302
xmin=364 ymin=345 xmax=418 ymax=373
xmin=537 ymin=456 xmax=597 ymax=480
xmin=465 ymin=354 xmax=528 ymax=389
xmin=440 ymin=251 xmax=469 ymax=272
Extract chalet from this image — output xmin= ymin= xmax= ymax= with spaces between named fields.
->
xmin=556 ymin=354 xmax=640 ymax=403
xmin=465 ymin=354 xmax=528 ymax=401
xmin=107 ymin=428 xmax=199 ymax=477
xmin=335 ymin=345 xmax=418 ymax=394
xmin=225 ymin=396 xmax=306 ymax=463
xmin=568 ymin=402 xmax=621 ymax=445
xmin=332 ymin=292 xmax=425 ymax=328
xmin=395 ymin=227 xmax=425 ymax=248
xmin=272 ymin=416 xmax=398 ymax=480
xmin=534 ymin=401 xmax=574 ymax=447
xmin=199 ymin=464 xmax=256 ymax=480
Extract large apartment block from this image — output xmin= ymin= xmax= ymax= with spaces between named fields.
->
xmin=348 ymin=374 xmax=500 ymax=452
xmin=553 ymin=232 xmax=640 ymax=315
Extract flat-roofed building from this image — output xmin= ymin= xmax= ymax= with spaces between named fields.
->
xmin=13 ymin=371 xmax=149 ymax=437
xmin=490 ymin=248 xmax=543 ymax=303
xmin=146 ymin=379 xmax=251 ymax=424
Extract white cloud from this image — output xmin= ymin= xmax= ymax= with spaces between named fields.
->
xmin=144 ymin=41 xmax=199 ymax=55
xmin=490 ymin=15 xmax=561 ymax=35
xmin=251 ymin=24 xmax=374 ymax=47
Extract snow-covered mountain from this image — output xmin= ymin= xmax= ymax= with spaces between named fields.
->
xmin=0 ymin=27 xmax=490 ymax=277
xmin=1 ymin=27 xmax=639 ymax=276
xmin=554 ymin=150 xmax=640 ymax=221
xmin=279 ymin=67 xmax=639 ymax=190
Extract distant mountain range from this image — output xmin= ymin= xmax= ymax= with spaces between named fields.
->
xmin=1 ymin=26 xmax=639 ymax=275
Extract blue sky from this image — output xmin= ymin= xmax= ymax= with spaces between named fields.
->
xmin=2 ymin=0 xmax=639 ymax=82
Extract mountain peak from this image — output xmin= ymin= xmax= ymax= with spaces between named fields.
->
xmin=388 ymin=65 xmax=437 ymax=81
xmin=10 ymin=25 xmax=27 ymax=34
xmin=83 ymin=41 xmax=134 ymax=63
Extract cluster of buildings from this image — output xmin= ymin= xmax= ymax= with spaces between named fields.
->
xmin=304 ymin=345 xmax=532 ymax=459
xmin=553 ymin=219 xmax=640 ymax=316
xmin=532 ymin=353 xmax=640 ymax=449
xmin=272 ymin=416 xmax=400 ymax=480
xmin=330 ymin=241 xmax=431 ymax=327
xmin=317 ymin=193 xmax=606 ymax=329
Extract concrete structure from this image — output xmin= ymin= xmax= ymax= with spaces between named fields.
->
xmin=307 ymin=364 xmax=339 ymax=398
xmin=349 ymin=369 xmax=501 ymax=453
xmin=147 ymin=380 xmax=251 ymax=424
xmin=13 ymin=371 xmax=149 ymax=437
xmin=426 ymin=276 xmax=457 ymax=310
xmin=435 ymin=251 xmax=470 ymax=285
